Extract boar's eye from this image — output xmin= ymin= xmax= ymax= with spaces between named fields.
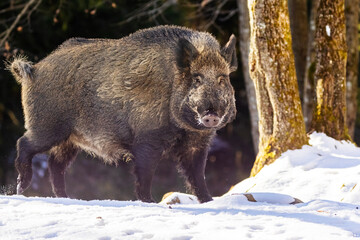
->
xmin=218 ymin=75 xmax=228 ymax=85
xmin=192 ymin=73 xmax=203 ymax=84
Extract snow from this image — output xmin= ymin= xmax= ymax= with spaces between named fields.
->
xmin=226 ymin=132 xmax=360 ymax=203
xmin=1 ymin=132 xmax=360 ymax=239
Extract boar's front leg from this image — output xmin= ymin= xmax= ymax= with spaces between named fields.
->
xmin=132 ymin=142 xmax=162 ymax=203
xmin=178 ymin=149 xmax=213 ymax=203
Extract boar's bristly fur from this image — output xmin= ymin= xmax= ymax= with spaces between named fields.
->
xmin=10 ymin=25 xmax=237 ymax=203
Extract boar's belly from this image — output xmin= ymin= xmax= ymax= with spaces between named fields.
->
xmin=69 ymin=132 xmax=132 ymax=164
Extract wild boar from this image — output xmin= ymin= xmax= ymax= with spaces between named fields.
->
xmin=10 ymin=25 xmax=237 ymax=203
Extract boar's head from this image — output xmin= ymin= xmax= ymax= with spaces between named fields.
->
xmin=171 ymin=35 xmax=237 ymax=132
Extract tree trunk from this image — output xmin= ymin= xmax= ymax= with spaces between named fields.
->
xmin=288 ymin=0 xmax=308 ymax=102
xmin=303 ymin=0 xmax=320 ymax=129
xmin=237 ymin=0 xmax=259 ymax=154
xmin=310 ymin=0 xmax=350 ymax=141
xmin=345 ymin=0 xmax=359 ymax=139
xmin=248 ymin=0 xmax=308 ymax=177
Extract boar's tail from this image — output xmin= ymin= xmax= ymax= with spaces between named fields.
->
xmin=9 ymin=57 xmax=34 ymax=84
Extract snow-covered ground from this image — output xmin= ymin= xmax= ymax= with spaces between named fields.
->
xmin=1 ymin=132 xmax=360 ymax=239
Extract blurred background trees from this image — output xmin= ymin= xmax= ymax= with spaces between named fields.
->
xmin=248 ymin=0 xmax=356 ymax=175
xmin=0 ymin=0 xmax=359 ymax=201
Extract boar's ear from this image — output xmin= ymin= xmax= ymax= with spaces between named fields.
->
xmin=178 ymin=38 xmax=199 ymax=68
xmin=221 ymin=34 xmax=237 ymax=73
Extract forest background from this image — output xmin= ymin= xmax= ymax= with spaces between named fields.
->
xmin=0 ymin=0 xmax=359 ymax=202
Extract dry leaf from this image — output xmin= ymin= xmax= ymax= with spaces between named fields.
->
xmin=4 ymin=41 xmax=10 ymax=51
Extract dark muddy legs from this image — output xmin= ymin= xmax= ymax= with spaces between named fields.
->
xmin=15 ymin=135 xmax=50 ymax=194
xmin=15 ymin=132 xmax=75 ymax=197
xmin=178 ymin=150 xmax=212 ymax=203
xmin=132 ymin=142 xmax=162 ymax=203
xmin=48 ymin=143 xmax=78 ymax=197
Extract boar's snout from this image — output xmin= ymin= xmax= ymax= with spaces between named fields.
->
xmin=200 ymin=110 xmax=221 ymax=128
xmin=201 ymin=114 xmax=220 ymax=128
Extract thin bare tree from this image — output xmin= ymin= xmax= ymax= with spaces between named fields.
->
xmin=345 ymin=0 xmax=359 ymax=139
xmin=303 ymin=0 xmax=320 ymax=129
xmin=236 ymin=0 xmax=259 ymax=154
xmin=288 ymin=0 xmax=308 ymax=102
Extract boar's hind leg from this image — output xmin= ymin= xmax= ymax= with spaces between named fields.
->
xmin=178 ymin=151 xmax=213 ymax=203
xmin=15 ymin=134 xmax=54 ymax=194
xmin=48 ymin=142 xmax=78 ymax=198
xmin=132 ymin=143 xmax=162 ymax=203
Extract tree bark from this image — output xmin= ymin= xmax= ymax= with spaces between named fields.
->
xmin=303 ymin=0 xmax=320 ymax=129
xmin=237 ymin=0 xmax=259 ymax=154
xmin=345 ymin=0 xmax=359 ymax=139
xmin=288 ymin=0 xmax=308 ymax=102
xmin=248 ymin=0 xmax=308 ymax=177
xmin=310 ymin=0 xmax=350 ymax=140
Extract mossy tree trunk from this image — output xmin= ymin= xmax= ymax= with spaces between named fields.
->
xmin=248 ymin=0 xmax=308 ymax=177
xmin=303 ymin=0 xmax=320 ymax=130
xmin=288 ymin=0 xmax=308 ymax=102
xmin=237 ymin=0 xmax=259 ymax=154
xmin=345 ymin=0 xmax=359 ymax=139
xmin=310 ymin=0 xmax=350 ymax=140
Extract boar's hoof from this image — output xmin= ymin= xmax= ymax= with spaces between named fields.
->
xmin=199 ymin=195 xmax=213 ymax=203
xmin=140 ymin=197 xmax=156 ymax=203
xmin=201 ymin=114 xmax=220 ymax=128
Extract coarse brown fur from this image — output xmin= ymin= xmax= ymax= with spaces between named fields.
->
xmin=10 ymin=25 xmax=237 ymax=203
